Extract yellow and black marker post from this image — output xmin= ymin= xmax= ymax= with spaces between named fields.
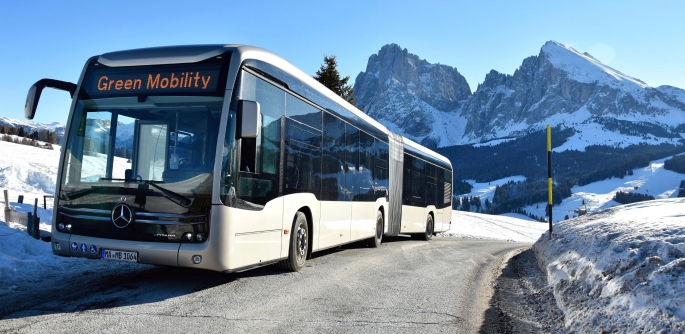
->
xmin=547 ymin=125 xmax=553 ymax=240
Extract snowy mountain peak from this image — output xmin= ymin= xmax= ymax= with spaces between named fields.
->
xmin=540 ymin=40 xmax=649 ymax=91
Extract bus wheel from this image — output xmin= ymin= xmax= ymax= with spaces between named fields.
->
xmin=420 ymin=214 xmax=434 ymax=241
xmin=281 ymin=211 xmax=308 ymax=272
xmin=367 ymin=210 xmax=383 ymax=248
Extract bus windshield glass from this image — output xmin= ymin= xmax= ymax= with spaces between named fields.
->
xmin=59 ymin=61 xmax=227 ymax=199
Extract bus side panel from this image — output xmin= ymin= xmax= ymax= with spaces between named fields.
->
xmin=443 ymin=206 xmax=452 ymax=232
xmin=400 ymin=205 xmax=425 ymax=234
xmin=318 ymin=201 xmax=351 ymax=250
xmin=227 ymin=198 xmax=283 ymax=269
xmin=433 ymin=206 xmax=443 ymax=232
xmin=350 ymin=201 xmax=375 ymax=242
xmin=281 ymin=193 xmax=320 ymax=257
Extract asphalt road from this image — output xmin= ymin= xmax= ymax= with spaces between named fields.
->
xmin=0 ymin=237 xmax=529 ymax=333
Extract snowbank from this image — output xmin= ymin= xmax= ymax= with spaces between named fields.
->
xmin=533 ymin=198 xmax=685 ymax=333
xmin=0 ymin=218 xmax=144 ymax=295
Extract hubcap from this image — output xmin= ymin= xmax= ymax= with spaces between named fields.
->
xmin=376 ymin=217 xmax=383 ymax=239
xmin=296 ymin=223 xmax=307 ymax=263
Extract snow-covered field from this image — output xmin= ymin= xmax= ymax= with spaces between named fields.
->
xmin=457 ymin=175 xmax=527 ymax=206
xmin=440 ymin=210 xmax=546 ymax=243
xmin=1 ymin=133 xmax=684 ymax=331
xmin=534 ymin=198 xmax=685 ymax=332
xmin=0 ymin=139 xmax=60 ymax=212
xmin=0 ymin=140 xmax=142 ymax=295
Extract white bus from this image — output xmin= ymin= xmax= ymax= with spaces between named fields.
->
xmin=25 ymin=45 xmax=453 ymax=272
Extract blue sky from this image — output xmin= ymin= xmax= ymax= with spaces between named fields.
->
xmin=1 ymin=0 xmax=683 ymax=124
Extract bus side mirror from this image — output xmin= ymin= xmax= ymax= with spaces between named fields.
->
xmin=237 ymin=100 xmax=261 ymax=139
xmin=25 ymin=79 xmax=77 ymax=120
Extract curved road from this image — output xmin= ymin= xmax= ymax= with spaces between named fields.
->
xmin=0 ymin=237 xmax=528 ymax=333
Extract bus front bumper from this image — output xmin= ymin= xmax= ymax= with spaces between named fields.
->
xmin=52 ymin=231 xmax=191 ymax=268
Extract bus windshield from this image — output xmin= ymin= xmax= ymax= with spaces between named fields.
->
xmin=60 ymin=94 xmax=223 ymax=198
xmin=58 ymin=60 xmax=228 ymax=201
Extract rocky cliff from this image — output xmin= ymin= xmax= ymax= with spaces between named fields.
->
xmin=352 ymin=42 xmax=685 ymax=150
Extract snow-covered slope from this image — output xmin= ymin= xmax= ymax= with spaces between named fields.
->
xmin=440 ymin=210 xmax=546 ymax=243
xmin=524 ymin=155 xmax=684 ymax=222
xmin=0 ymin=140 xmax=61 ymax=200
xmin=534 ymin=198 xmax=685 ymax=332
xmin=456 ymin=175 xmax=527 ymax=205
xmin=543 ymin=41 xmax=648 ymax=92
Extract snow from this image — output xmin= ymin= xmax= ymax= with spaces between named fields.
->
xmin=456 ymin=175 xmax=527 ymax=205
xmin=440 ymin=210 xmax=547 ymax=243
xmin=472 ymin=137 xmax=517 ymax=147
xmin=524 ymin=155 xmax=684 ymax=222
xmin=0 ymin=139 xmax=61 ymax=206
xmin=0 ymin=116 xmax=65 ymax=144
xmin=0 ymin=140 xmax=143 ymax=295
xmin=552 ymin=122 xmax=683 ymax=153
xmin=1 ymin=122 xmax=684 ymax=331
xmin=658 ymin=85 xmax=685 ymax=105
xmin=533 ymin=198 xmax=685 ymax=332
xmin=542 ymin=41 xmax=649 ymax=94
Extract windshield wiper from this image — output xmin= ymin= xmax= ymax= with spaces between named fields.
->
xmin=144 ymin=181 xmax=191 ymax=206
xmin=60 ymin=187 xmax=98 ymax=201
xmin=60 ymin=184 xmax=150 ymax=201
xmin=98 ymin=178 xmax=191 ymax=206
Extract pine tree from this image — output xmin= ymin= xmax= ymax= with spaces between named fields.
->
xmin=47 ymin=130 xmax=58 ymax=144
xmin=313 ymin=55 xmax=359 ymax=108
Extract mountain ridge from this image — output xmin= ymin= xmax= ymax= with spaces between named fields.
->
xmin=352 ymin=41 xmax=685 ymax=150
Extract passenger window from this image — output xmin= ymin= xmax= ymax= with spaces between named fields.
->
xmin=286 ymin=94 xmax=321 ymax=130
xmin=236 ymin=71 xmax=285 ymax=207
xmin=322 ymin=113 xmax=346 ymax=201
xmin=357 ymin=131 xmax=374 ymax=201
xmin=345 ymin=124 xmax=359 ymax=201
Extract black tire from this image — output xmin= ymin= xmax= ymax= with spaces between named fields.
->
xmin=367 ymin=211 xmax=384 ymax=247
xmin=280 ymin=211 xmax=309 ymax=272
xmin=419 ymin=214 xmax=434 ymax=241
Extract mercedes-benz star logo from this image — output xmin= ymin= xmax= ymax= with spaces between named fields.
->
xmin=111 ymin=203 xmax=134 ymax=228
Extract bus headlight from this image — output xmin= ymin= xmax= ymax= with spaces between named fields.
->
xmin=183 ymin=233 xmax=193 ymax=241
xmin=196 ymin=233 xmax=205 ymax=242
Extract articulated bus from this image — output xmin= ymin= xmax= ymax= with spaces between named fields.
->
xmin=25 ymin=45 xmax=453 ymax=272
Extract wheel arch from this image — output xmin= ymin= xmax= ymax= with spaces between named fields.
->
xmin=377 ymin=205 xmax=385 ymax=224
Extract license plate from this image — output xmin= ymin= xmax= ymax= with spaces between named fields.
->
xmin=101 ymin=249 xmax=138 ymax=262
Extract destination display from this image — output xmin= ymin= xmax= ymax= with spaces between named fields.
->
xmin=83 ymin=64 xmax=222 ymax=97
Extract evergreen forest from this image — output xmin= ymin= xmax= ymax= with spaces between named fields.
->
xmin=438 ymin=126 xmax=685 ymax=215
